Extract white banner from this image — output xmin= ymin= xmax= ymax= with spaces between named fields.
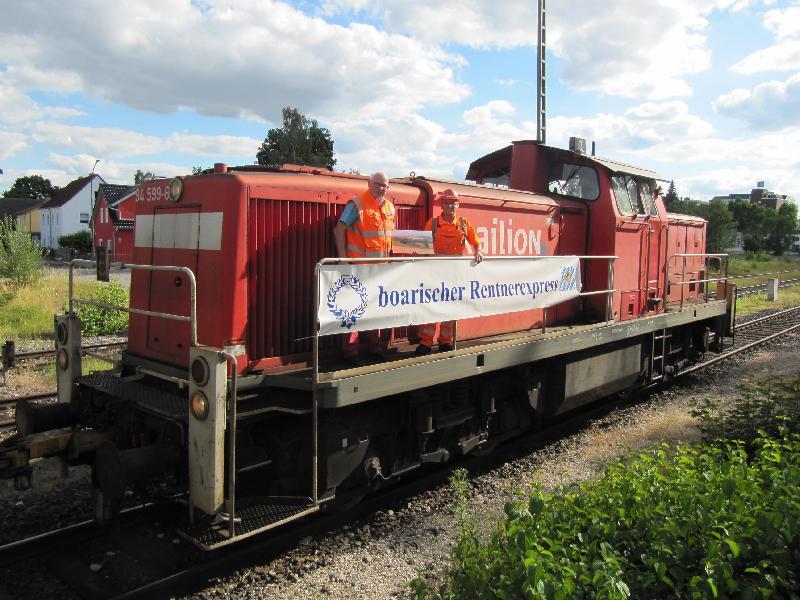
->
xmin=318 ymin=257 xmax=581 ymax=336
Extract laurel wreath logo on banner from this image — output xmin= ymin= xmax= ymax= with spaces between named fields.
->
xmin=327 ymin=275 xmax=369 ymax=329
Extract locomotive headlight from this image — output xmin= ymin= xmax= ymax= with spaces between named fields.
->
xmin=56 ymin=322 xmax=69 ymax=346
xmin=56 ymin=348 xmax=69 ymax=371
xmin=190 ymin=357 xmax=210 ymax=386
xmin=168 ymin=177 xmax=184 ymax=202
xmin=190 ymin=391 xmax=209 ymax=420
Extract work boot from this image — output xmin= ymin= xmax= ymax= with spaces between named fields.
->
xmin=438 ymin=343 xmax=454 ymax=352
xmin=415 ymin=344 xmax=432 ymax=356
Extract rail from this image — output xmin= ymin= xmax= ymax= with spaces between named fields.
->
xmin=668 ymin=253 xmax=729 ymax=310
xmin=311 ymin=254 xmax=618 ymax=385
xmin=68 ymin=260 xmax=198 ymax=346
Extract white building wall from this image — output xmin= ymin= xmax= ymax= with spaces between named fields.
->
xmin=39 ymin=175 xmax=103 ymax=249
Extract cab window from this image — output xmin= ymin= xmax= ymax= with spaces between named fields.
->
xmin=641 ymin=181 xmax=659 ymax=216
xmin=548 ymin=163 xmax=599 ymax=201
xmin=612 ymin=175 xmax=635 ymax=215
xmin=613 ymin=175 xmax=657 ymax=216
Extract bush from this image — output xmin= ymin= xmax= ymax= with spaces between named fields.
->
xmin=413 ymin=431 xmax=800 ymax=599
xmin=0 ymin=216 xmax=44 ymax=288
xmin=742 ymin=249 xmax=772 ymax=262
xmin=58 ymin=230 xmax=93 ymax=252
xmin=74 ymin=281 xmax=129 ymax=336
xmin=692 ymin=376 xmax=800 ymax=448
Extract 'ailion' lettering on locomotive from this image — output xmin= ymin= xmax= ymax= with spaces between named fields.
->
xmin=476 ymin=218 xmax=545 ymax=255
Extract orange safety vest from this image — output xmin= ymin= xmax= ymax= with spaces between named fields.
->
xmin=431 ymin=216 xmax=469 ymax=255
xmin=345 ymin=190 xmax=395 ymax=258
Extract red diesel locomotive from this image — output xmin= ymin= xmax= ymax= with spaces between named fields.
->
xmin=1 ymin=138 xmax=734 ymax=549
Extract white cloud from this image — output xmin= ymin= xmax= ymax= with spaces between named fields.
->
xmin=322 ymin=0 xmax=738 ymax=100
xmin=0 ymin=132 xmax=28 ymax=160
xmin=731 ymin=41 xmax=800 ymax=73
xmin=0 ymin=73 xmax=84 ymax=125
xmin=730 ymin=5 xmax=800 ymax=73
xmin=31 ymin=123 xmax=260 ymax=158
xmin=0 ymin=0 xmax=470 ymax=123
xmin=45 ymin=153 xmax=192 ymax=186
xmin=713 ymin=73 xmax=800 ymax=129
xmin=762 ymin=4 xmax=800 ymax=40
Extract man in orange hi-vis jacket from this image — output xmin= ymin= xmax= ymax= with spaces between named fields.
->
xmin=416 ymin=188 xmax=483 ymax=355
xmin=334 ymin=172 xmax=395 ymax=365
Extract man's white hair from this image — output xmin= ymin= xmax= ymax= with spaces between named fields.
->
xmin=370 ymin=171 xmax=388 ymax=183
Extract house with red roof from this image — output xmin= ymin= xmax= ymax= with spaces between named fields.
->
xmin=39 ymin=174 xmax=105 ymax=249
xmin=93 ymin=183 xmax=137 ymax=262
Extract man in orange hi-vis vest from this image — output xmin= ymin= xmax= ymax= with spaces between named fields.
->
xmin=334 ymin=172 xmax=395 ymax=365
xmin=416 ymin=188 xmax=483 ymax=356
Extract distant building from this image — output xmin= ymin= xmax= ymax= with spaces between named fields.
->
xmin=0 ymin=197 xmax=46 ymax=241
xmin=710 ymin=182 xmax=793 ymax=210
xmin=709 ymin=193 xmax=750 ymax=204
xmin=93 ymin=183 xmax=137 ymax=263
xmin=39 ymin=174 xmax=105 ymax=249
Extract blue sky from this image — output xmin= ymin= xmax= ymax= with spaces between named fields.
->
xmin=1 ymin=0 xmax=799 ymax=201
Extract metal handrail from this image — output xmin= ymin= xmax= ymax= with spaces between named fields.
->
xmin=220 ymin=350 xmax=239 ymax=539
xmin=68 ymin=260 xmax=198 ymax=346
xmin=667 ymin=253 xmax=729 ymax=309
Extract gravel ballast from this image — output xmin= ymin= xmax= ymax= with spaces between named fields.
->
xmin=0 ymin=329 xmax=797 ymax=599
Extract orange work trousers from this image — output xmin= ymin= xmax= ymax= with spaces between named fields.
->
xmin=417 ymin=321 xmax=454 ymax=348
xmin=342 ymin=329 xmax=383 ymax=358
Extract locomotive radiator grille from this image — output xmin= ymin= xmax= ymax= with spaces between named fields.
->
xmin=179 ymin=496 xmax=318 ymax=550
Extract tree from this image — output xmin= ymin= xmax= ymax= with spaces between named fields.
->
xmin=765 ymin=203 xmax=798 ymax=255
xmin=730 ymin=200 xmax=769 ymax=253
xmin=3 ymin=175 xmax=58 ymax=200
xmin=697 ymin=199 xmax=735 ymax=253
xmin=256 ymin=107 xmax=336 ymax=170
xmin=134 ymin=170 xmax=156 ymax=184
xmin=664 ymin=180 xmax=679 ymax=210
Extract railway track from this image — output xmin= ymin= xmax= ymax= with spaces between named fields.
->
xmin=0 ymin=342 xmax=126 ymax=431
xmin=0 ymin=306 xmax=799 ymax=598
xmin=14 ymin=341 xmax=127 ymax=363
xmin=737 ymin=277 xmax=800 ymax=297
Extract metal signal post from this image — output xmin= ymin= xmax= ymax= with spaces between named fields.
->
xmin=537 ymin=0 xmax=546 ymax=144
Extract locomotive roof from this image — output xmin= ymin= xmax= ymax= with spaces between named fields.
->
xmin=467 ymin=141 xmax=666 ymax=182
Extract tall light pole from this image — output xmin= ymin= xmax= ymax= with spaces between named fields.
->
xmin=536 ymin=0 xmax=546 ymax=144
xmin=90 ymin=159 xmax=100 ymax=256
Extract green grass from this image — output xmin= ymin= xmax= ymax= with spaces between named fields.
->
xmin=728 ymin=253 xmax=800 ymax=281
xmin=722 ymin=254 xmax=800 ymax=316
xmin=0 ymin=269 xmax=104 ymax=340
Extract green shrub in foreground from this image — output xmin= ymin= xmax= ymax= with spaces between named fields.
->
xmin=73 ymin=281 xmax=129 ymax=336
xmin=692 ymin=376 xmax=800 ymax=448
xmin=413 ymin=432 xmax=800 ymax=599
xmin=0 ymin=216 xmax=44 ymax=289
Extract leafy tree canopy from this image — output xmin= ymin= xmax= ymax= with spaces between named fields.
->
xmin=2 ymin=175 xmax=59 ymax=200
xmin=256 ymin=107 xmax=336 ymax=170
xmin=134 ymin=170 xmax=156 ymax=184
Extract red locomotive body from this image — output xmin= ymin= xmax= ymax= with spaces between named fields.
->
xmin=2 ymin=140 xmax=735 ymax=550
xmin=128 ymin=167 xmax=427 ymax=372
